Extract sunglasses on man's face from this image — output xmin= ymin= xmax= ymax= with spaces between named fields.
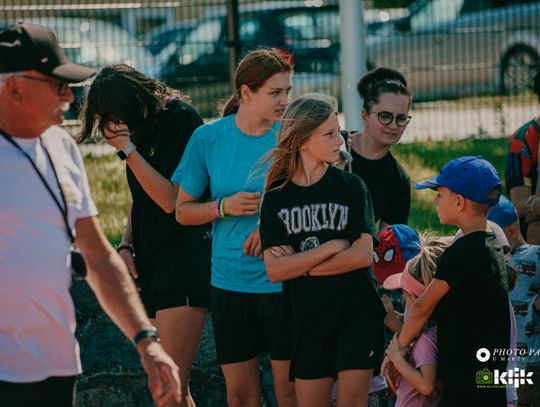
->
xmin=370 ymin=110 xmax=412 ymax=127
xmin=14 ymin=75 xmax=71 ymax=96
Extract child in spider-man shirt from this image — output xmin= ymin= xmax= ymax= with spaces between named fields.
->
xmin=373 ymin=224 xmax=422 ymax=333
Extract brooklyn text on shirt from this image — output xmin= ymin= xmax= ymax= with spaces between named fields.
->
xmin=277 ymin=203 xmax=349 ymax=235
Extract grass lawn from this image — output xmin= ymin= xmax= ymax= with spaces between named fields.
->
xmin=84 ymin=155 xmax=132 ymax=244
xmin=393 ymin=136 xmax=508 ymax=235
xmin=84 ymin=135 xmax=509 ymax=241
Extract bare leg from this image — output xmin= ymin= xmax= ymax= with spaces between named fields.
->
xmin=152 ymin=306 xmax=207 ymax=407
xmin=335 ymin=369 xmax=372 ymax=407
xmin=295 ymin=377 xmax=334 ymax=407
xmin=271 ymin=360 xmax=296 ymax=407
xmin=221 ymin=357 xmax=262 ymax=407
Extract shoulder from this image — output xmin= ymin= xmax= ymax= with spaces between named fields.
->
xmin=42 ymin=126 xmax=80 ymax=158
xmin=336 ymin=167 xmax=369 ymax=193
xmin=412 ymin=326 xmax=438 ymax=357
xmin=510 ymin=119 xmax=539 ymax=145
xmin=387 ymin=152 xmax=410 ymax=180
xmin=42 ymin=125 xmax=74 ymax=146
xmin=511 ymin=244 xmax=540 ymax=263
xmin=262 ymin=187 xmax=282 ymax=205
xmin=190 ymin=115 xmax=233 ymax=143
xmin=167 ymin=100 xmax=202 ymax=120
xmin=415 ymin=326 xmax=437 ymax=347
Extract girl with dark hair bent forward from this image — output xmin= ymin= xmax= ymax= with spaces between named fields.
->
xmin=259 ymin=93 xmax=386 ymax=407
xmin=79 ymin=64 xmax=209 ymax=407
xmin=173 ymin=49 xmax=296 ymax=407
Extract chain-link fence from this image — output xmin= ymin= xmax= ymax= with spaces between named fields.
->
xmin=3 ymin=2 xmax=539 ymax=406
xmin=1 ymin=0 xmax=539 ymax=140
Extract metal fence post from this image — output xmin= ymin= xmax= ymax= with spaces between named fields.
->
xmin=226 ymin=0 xmax=240 ymax=92
xmin=339 ymin=0 xmax=365 ymax=130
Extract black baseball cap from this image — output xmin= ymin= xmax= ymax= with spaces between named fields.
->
xmin=0 ymin=22 xmax=96 ymax=83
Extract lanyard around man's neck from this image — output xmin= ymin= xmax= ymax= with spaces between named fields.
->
xmin=0 ymin=130 xmax=74 ymax=243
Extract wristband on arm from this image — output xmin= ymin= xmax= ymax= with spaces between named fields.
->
xmin=219 ymin=197 xmax=230 ymax=219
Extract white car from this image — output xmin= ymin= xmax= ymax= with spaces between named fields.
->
xmin=367 ymin=0 xmax=540 ymax=99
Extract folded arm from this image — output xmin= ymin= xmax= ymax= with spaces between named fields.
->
xmin=263 ymin=239 xmax=349 ymax=282
xmin=309 ymin=233 xmax=373 ymax=276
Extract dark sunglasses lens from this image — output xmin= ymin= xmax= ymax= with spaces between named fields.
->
xmin=378 ymin=112 xmax=393 ymax=125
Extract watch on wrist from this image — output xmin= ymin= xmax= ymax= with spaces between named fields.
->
xmin=133 ymin=326 xmax=160 ymax=347
xmin=117 ymin=142 xmax=136 ymax=160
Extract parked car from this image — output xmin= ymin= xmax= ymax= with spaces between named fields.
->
xmin=145 ymin=20 xmax=197 ymax=55
xmin=14 ymin=17 xmax=158 ymax=118
xmin=366 ymin=0 xmax=540 ymax=100
xmin=156 ymin=1 xmax=342 ymax=116
xmin=153 ymin=1 xmax=409 ymax=116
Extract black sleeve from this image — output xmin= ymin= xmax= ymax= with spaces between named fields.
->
xmin=347 ymin=175 xmax=378 ymax=244
xmin=260 ymin=191 xmax=291 ymax=251
xmin=161 ymin=103 xmax=204 ymax=178
xmin=381 ymin=163 xmax=411 ymax=225
xmin=434 ymin=243 xmax=465 ymax=289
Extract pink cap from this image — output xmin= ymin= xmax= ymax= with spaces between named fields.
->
xmin=383 ymin=260 xmax=426 ymax=297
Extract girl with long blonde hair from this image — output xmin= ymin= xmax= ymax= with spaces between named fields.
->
xmin=260 ymin=93 xmax=386 ymax=407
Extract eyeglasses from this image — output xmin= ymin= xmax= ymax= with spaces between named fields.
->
xmin=14 ymin=75 xmax=71 ymax=96
xmin=370 ymin=110 xmax=412 ymax=127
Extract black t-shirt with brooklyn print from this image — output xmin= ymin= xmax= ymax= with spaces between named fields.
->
xmin=260 ymin=165 xmax=386 ymax=341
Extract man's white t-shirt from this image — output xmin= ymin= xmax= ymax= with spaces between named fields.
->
xmin=0 ymin=126 xmax=98 ymax=382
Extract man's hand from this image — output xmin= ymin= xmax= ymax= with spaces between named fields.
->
xmin=243 ymin=227 xmax=262 ymax=257
xmin=138 ymin=340 xmax=182 ymax=407
xmin=222 ymin=192 xmax=261 ymax=216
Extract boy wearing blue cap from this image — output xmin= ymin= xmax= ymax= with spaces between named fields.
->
xmin=389 ymin=156 xmax=510 ymax=406
xmin=489 ymin=196 xmax=540 ymax=406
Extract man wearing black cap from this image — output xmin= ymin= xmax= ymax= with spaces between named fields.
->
xmin=0 ymin=22 xmax=182 ymax=407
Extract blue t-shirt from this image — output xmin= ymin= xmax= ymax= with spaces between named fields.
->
xmin=172 ymin=114 xmax=281 ymax=293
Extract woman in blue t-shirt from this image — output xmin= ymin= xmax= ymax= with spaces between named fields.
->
xmin=172 ymin=49 xmax=296 ymax=406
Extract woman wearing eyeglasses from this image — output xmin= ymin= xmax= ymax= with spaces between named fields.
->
xmin=344 ymin=68 xmax=412 ymax=228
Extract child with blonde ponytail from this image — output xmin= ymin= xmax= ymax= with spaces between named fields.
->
xmin=382 ymin=235 xmax=449 ymax=407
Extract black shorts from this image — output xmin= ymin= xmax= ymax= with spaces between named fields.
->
xmin=441 ymin=372 xmax=507 ymax=406
xmin=211 ymin=286 xmax=293 ymax=364
xmin=0 ymin=376 xmax=76 ymax=407
xmin=290 ymin=314 xmax=384 ymax=380
xmin=138 ymin=228 xmax=212 ymax=318
xmin=517 ymin=365 xmax=540 ymax=404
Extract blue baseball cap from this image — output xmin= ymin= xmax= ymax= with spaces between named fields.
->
xmin=487 ymin=195 xmax=518 ymax=228
xmin=415 ymin=156 xmax=501 ymax=205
